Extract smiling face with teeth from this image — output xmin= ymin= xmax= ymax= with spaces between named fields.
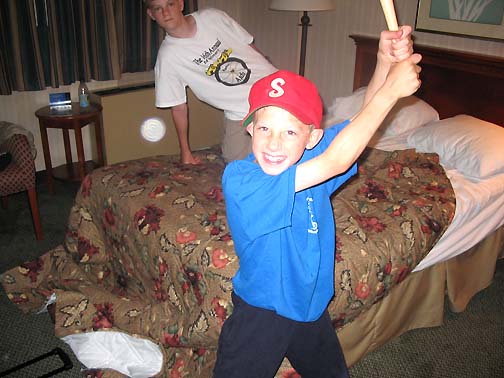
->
xmin=246 ymin=106 xmax=323 ymax=176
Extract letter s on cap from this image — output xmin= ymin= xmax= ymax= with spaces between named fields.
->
xmin=269 ymin=78 xmax=285 ymax=98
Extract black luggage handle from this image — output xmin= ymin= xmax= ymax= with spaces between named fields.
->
xmin=0 ymin=347 xmax=73 ymax=378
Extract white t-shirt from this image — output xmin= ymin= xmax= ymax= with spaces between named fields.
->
xmin=154 ymin=8 xmax=276 ymax=120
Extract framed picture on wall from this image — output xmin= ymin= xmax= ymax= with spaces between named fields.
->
xmin=415 ymin=0 xmax=504 ymax=41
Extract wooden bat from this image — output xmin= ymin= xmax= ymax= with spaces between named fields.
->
xmin=379 ymin=0 xmax=399 ymax=31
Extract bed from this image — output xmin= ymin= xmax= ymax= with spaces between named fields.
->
xmin=2 ymin=36 xmax=504 ymax=378
xmin=326 ymin=35 xmax=504 ymax=368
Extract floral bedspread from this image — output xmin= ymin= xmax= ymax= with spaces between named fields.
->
xmin=1 ymin=146 xmax=455 ymax=378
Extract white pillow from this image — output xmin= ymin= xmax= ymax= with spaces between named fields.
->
xmin=324 ymin=87 xmax=366 ymax=126
xmin=407 ymin=115 xmax=504 ymax=179
xmin=323 ymin=86 xmax=439 ymax=136
xmin=380 ymin=95 xmax=439 ymax=136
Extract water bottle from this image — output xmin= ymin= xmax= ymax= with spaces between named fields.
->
xmin=78 ymin=81 xmax=90 ymax=108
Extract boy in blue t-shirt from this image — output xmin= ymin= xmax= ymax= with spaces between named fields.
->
xmin=214 ymin=27 xmax=422 ymax=378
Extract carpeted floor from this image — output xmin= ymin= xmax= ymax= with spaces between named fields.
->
xmin=0 ymin=177 xmax=84 ymax=377
xmin=1 ymin=174 xmax=503 ymax=378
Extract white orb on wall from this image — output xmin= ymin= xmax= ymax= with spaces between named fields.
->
xmin=140 ymin=117 xmax=166 ymax=142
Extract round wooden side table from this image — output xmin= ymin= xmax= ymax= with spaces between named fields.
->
xmin=35 ymin=102 xmax=104 ymax=194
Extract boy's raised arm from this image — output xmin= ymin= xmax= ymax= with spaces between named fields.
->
xmin=365 ymin=25 xmax=414 ymax=106
xmin=295 ymin=53 xmax=422 ymax=192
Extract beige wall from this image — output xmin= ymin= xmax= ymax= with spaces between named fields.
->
xmin=1 ymin=0 xmax=502 ymax=171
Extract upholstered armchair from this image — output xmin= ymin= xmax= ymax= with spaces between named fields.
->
xmin=0 ymin=122 xmax=42 ymax=240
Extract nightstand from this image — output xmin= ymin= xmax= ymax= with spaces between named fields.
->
xmin=35 ymin=102 xmax=104 ymax=194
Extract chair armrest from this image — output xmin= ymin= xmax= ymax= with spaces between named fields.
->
xmin=0 ymin=134 xmax=35 ymax=175
xmin=0 ymin=121 xmax=36 ymax=159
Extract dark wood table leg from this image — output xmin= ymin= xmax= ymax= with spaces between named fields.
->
xmin=94 ymin=115 xmax=105 ymax=167
xmin=38 ymin=121 xmax=54 ymax=194
xmin=62 ymin=128 xmax=73 ymax=178
xmin=74 ymin=120 xmax=86 ymax=180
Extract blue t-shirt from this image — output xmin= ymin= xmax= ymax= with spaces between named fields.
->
xmin=222 ymin=121 xmax=357 ymax=322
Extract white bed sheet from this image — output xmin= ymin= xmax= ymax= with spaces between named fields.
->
xmin=413 ymin=170 xmax=504 ymax=271
xmin=369 ymin=133 xmax=504 ymax=272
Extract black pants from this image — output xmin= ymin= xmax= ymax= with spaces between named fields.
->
xmin=213 ymin=292 xmax=349 ymax=378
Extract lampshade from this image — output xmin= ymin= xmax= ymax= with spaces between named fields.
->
xmin=270 ymin=0 xmax=335 ymax=12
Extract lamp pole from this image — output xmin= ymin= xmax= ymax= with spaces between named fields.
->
xmin=299 ymin=11 xmax=310 ymax=76
xmin=269 ymin=0 xmax=335 ymax=76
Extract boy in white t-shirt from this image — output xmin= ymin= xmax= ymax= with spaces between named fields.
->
xmin=145 ymin=0 xmax=276 ymax=164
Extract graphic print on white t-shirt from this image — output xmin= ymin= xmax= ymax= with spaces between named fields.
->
xmin=191 ymin=39 xmax=251 ymax=87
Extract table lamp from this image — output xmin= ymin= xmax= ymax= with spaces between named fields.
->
xmin=270 ymin=0 xmax=335 ymax=76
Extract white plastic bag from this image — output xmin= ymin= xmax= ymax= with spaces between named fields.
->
xmin=62 ymin=331 xmax=163 ymax=378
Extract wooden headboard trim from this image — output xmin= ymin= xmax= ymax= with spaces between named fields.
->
xmin=350 ymin=35 xmax=504 ymax=126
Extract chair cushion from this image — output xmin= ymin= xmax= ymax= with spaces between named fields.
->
xmin=0 ymin=134 xmax=36 ymax=196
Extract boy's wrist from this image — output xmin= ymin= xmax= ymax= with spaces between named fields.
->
xmin=374 ymin=85 xmax=398 ymax=112
xmin=372 ymin=54 xmax=393 ymax=84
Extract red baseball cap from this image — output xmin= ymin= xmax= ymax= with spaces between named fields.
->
xmin=242 ymin=70 xmax=323 ymax=129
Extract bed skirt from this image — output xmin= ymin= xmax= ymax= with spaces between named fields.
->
xmin=338 ymin=226 xmax=504 ymax=367
xmin=446 ymin=226 xmax=504 ymax=313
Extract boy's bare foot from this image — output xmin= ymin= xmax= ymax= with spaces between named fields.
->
xmin=180 ymin=152 xmax=201 ymax=165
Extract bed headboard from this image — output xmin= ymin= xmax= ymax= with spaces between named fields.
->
xmin=350 ymin=35 xmax=504 ymax=127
